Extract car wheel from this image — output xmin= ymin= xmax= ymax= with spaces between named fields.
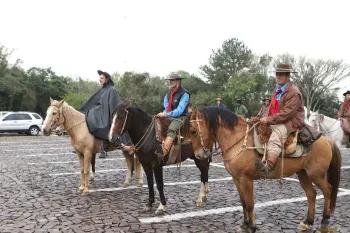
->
xmin=29 ymin=126 xmax=40 ymax=136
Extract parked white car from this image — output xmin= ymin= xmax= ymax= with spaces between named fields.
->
xmin=0 ymin=111 xmax=10 ymax=118
xmin=0 ymin=112 xmax=43 ymax=136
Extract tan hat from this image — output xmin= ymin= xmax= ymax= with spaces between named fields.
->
xmin=271 ymin=64 xmax=297 ymax=73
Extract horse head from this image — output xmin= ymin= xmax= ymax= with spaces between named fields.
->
xmin=109 ymin=104 xmax=134 ymax=147
xmin=308 ymin=110 xmax=324 ymax=130
xmin=186 ymin=107 xmax=238 ymax=160
xmin=42 ymin=97 xmax=65 ymax=136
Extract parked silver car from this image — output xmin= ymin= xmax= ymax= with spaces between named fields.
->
xmin=0 ymin=112 xmax=43 ymax=136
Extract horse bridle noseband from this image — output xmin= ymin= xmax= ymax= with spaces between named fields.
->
xmin=190 ymin=115 xmax=212 ymax=157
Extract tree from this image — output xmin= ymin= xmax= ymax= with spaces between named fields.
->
xmin=275 ymin=54 xmax=350 ymax=116
xmin=200 ymin=38 xmax=252 ymax=87
xmin=115 ymin=72 xmax=168 ymax=114
xmin=64 ymin=78 xmax=100 ymax=109
xmin=172 ymin=70 xmax=208 ymax=94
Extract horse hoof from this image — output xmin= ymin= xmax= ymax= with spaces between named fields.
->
xmin=123 ymin=182 xmax=130 ymax=188
xmin=196 ymin=200 xmax=204 ymax=207
xmin=81 ymin=190 xmax=89 ymax=195
xmin=137 ymin=183 xmax=144 ymax=187
xmin=236 ymin=225 xmax=250 ymax=233
xmin=297 ymin=222 xmax=311 ymax=231
xmin=89 ymin=177 xmax=94 ymax=181
xmin=202 ymin=196 xmax=208 ymax=202
xmin=155 ymin=208 xmax=165 ymax=216
xmin=317 ymin=225 xmax=330 ymax=232
xmin=77 ymin=186 xmax=84 ymax=193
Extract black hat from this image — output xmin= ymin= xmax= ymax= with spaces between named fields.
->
xmin=165 ymin=73 xmax=184 ymax=80
xmin=97 ymin=70 xmax=111 ymax=79
xmin=343 ymin=90 xmax=350 ymax=96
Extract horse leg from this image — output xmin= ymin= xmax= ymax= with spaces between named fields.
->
xmin=296 ymin=170 xmax=316 ymax=231
xmin=313 ymin=176 xmax=332 ymax=230
xmin=153 ymin=165 xmax=166 ymax=215
xmin=233 ymin=177 xmax=249 ymax=230
xmin=77 ymin=152 xmax=84 ymax=193
xmin=143 ymin=165 xmax=155 ymax=212
xmin=135 ymin=156 xmax=144 ymax=187
xmin=122 ymin=151 xmax=132 ymax=187
xmin=239 ymin=177 xmax=256 ymax=233
xmin=90 ymin=154 xmax=96 ymax=181
xmin=194 ymin=158 xmax=210 ymax=207
xmin=82 ymin=152 xmax=92 ymax=194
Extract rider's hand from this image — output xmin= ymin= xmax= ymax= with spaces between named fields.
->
xmin=260 ymin=117 xmax=267 ymax=124
xmin=156 ymin=112 xmax=168 ymax=118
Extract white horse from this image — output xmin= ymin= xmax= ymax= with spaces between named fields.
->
xmin=308 ymin=111 xmax=343 ymax=148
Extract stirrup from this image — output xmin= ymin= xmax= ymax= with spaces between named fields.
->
xmin=155 ymin=144 xmax=165 ymax=157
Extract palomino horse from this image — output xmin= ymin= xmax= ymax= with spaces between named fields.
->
xmin=54 ymin=124 xmax=140 ymax=187
xmin=186 ymin=107 xmax=341 ymax=233
xmin=42 ymin=98 xmax=143 ymax=194
xmin=308 ymin=111 xmax=344 ymax=149
xmin=108 ymin=104 xmax=212 ymax=215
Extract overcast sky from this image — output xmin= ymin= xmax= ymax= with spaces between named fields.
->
xmin=1 ymin=0 xmax=349 ymax=98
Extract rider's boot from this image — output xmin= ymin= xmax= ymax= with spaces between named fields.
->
xmin=155 ymin=136 xmax=174 ymax=157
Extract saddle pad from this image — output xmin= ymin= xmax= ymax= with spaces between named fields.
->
xmin=253 ymin=126 xmax=306 ymax=158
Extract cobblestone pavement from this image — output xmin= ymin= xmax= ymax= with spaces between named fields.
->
xmin=1 ymin=135 xmax=350 ymax=232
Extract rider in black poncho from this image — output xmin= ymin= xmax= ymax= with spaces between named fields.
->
xmin=80 ymin=70 xmax=119 ymax=158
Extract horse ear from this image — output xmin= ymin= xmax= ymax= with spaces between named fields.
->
xmin=50 ymin=97 xmax=53 ymax=104
xmin=58 ymin=99 xmax=65 ymax=107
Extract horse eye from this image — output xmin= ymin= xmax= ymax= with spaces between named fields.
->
xmin=191 ymin=131 xmax=197 ymax=135
xmin=52 ymin=112 xmax=57 ymax=115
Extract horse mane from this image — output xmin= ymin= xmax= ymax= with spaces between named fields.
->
xmin=113 ymin=103 xmax=152 ymax=119
xmin=194 ymin=107 xmax=238 ymax=133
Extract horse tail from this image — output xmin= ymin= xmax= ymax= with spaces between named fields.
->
xmin=328 ymin=140 xmax=342 ymax=214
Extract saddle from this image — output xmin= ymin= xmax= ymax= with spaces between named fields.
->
xmin=253 ymin=120 xmax=321 ymax=157
xmin=155 ymin=117 xmax=185 ymax=144
xmin=154 ymin=117 xmax=187 ymax=165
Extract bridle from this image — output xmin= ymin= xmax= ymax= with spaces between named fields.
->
xmin=189 ymin=115 xmax=212 ymax=158
xmin=48 ymin=104 xmax=85 ymax=132
xmin=313 ymin=114 xmax=339 ymax=134
xmin=190 ymin=112 xmax=260 ymax=161
xmin=49 ymin=104 xmax=64 ymax=130
xmin=114 ymin=108 xmax=155 ymax=152
xmin=119 ymin=109 xmax=129 ymax=135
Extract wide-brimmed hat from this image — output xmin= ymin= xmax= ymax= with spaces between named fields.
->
xmin=263 ymin=97 xmax=271 ymax=101
xmin=165 ymin=73 xmax=185 ymax=80
xmin=343 ymin=90 xmax=350 ymax=96
xmin=216 ymin=97 xmax=222 ymax=101
xmin=270 ymin=64 xmax=297 ymax=73
xmin=97 ymin=70 xmax=111 ymax=79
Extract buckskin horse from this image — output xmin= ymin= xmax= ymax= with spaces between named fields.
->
xmin=108 ymin=104 xmax=212 ymax=215
xmin=185 ymin=106 xmax=341 ymax=233
xmin=42 ymin=98 xmax=143 ymax=194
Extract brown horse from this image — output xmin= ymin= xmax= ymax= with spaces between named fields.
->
xmin=42 ymin=98 xmax=143 ymax=194
xmin=185 ymin=107 xmax=341 ymax=233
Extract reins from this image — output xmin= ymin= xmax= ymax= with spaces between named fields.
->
xmin=119 ymin=108 xmax=155 ymax=152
